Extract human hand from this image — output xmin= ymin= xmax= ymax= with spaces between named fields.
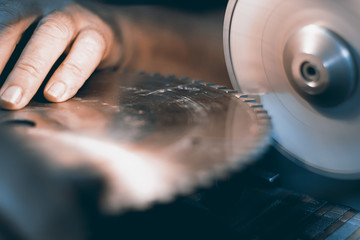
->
xmin=0 ymin=0 xmax=121 ymax=110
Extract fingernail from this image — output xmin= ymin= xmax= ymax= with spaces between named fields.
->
xmin=46 ymin=82 xmax=66 ymax=99
xmin=0 ymin=86 xmax=23 ymax=105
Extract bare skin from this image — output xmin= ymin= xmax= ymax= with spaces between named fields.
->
xmin=0 ymin=1 xmax=229 ymax=110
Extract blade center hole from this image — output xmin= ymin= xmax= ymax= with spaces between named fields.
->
xmin=301 ymin=62 xmax=320 ymax=83
xmin=306 ymin=66 xmax=316 ymax=76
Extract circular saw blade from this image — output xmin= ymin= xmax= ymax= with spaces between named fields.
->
xmin=224 ymin=0 xmax=360 ymax=178
xmin=0 ymin=71 xmax=270 ymax=213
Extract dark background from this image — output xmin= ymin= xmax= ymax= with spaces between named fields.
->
xmin=97 ymin=0 xmax=228 ymax=11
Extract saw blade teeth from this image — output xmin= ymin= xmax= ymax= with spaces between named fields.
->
xmin=249 ymin=104 xmax=269 ymax=114
xmin=241 ymin=95 xmax=272 ymax=160
xmin=179 ymin=77 xmax=191 ymax=82
xmin=215 ymin=86 xmax=228 ymax=90
xmin=149 ymin=73 xmax=161 ymax=77
xmin=256 ymin=113 xmax=272 ymax=120
xmin=241 ymin=98 xmax=257 ymax=103
xmin=179 ymin=77 xmax=270 ymax=207
xmin=205 ymin=83 xmax=239 ymax=93
xmin=258 ymin=118 xmax=272 ymax=127
xmin=137 ymin=70 xmax=146 ymax=75
xmin=192 ymin=79 xmax=204 ymax=84
xmin=238 ymin=94 xmax=249 ymax=98
xmin=165 ymin=74 xmax=176 ymax=78
xmin=249 ymin=103 xmax=263 ymax=108
xmin=208 ymin=84 xmax=228 ymax=89
xmin=254 ymin=109 xmax=269 ymax=114
xmin=223 ymin=89 xmax=238 ymax=94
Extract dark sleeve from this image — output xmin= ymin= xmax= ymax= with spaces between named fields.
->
xmin=97 ymin=0 xmax=228 ymax=11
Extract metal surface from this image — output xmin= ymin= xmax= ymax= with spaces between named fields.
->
xmin=283 ymin=25 xmax=357 ymax=107
xmin=224 ymin=0 xmax=360 ymax=178
xmin=0 ymin=128 xmax=85 ymax=240
xmin=0 ymin=71 xmax=270 ymax=213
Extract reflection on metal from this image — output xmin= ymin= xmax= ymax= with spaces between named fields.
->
xmin=224 ymin=0 xmax=360 ymax=178
xmin=283 ymin=25 xmax=357 ymax=106
xmin=0 ymin=71 xmax=270 ymax=213
xmin=0 ymin=128 xmax=85 ymax=240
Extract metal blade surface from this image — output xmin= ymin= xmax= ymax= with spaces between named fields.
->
xmin=0 ymin=71 xmax=270 ymax=213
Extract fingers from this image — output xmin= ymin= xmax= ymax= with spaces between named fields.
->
xmin=0 ymin=4 xmax=121 ymax=110
xmin=0 ymin=17 xmax=35 ymax=74
xmin=44 ymin=28 xmax=106 ymax=102
xmin=0 ymin=12 xmax=76 ymax=110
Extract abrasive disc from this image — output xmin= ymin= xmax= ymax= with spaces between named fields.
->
xmin=224 ymin=0 xmax=360 ymax=178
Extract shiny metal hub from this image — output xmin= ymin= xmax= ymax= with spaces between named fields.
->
xmin=283 ymin=25 xmax=357 ymax=107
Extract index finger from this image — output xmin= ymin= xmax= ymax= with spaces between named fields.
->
xmin=0 ymin=11 xmax=76 ymax=110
